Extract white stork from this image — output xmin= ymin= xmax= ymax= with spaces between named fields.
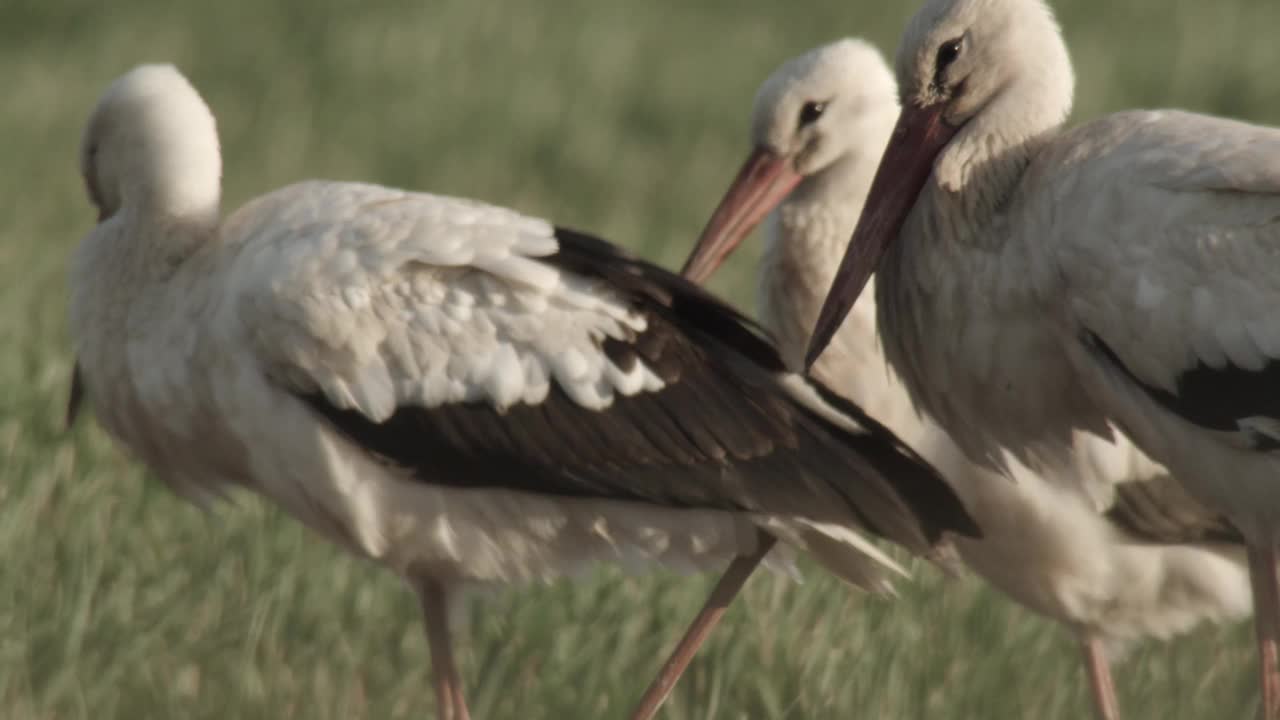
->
xmin=798 ymin=0 xmax=1280 ymax=717
xmin=66 ymin=64 xmax=980 ymax=720
xmin=680 ymin=37 xmax=1251 ymax=720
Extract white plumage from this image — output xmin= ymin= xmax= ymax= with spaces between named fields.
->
xmin=682 ymin=38 xmax=1250 ymax=720
xmin=68 ymin=64 xmax=976 ymax=720
xmin=799 ymin=2 xmax=1280 ymax=717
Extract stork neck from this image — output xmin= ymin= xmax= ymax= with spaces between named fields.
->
xmin=929 ymin=43 xmax=1074 ymax=244
xmin=129 ymin=185 xmax=221 ymax=230
xmin=769 ymin=193 xmax=857 ymax=285
xmin=927 ymin=111 xmax=1064 ymax=249
xmin=114 ymin=204 xmax=221 ymax=281
xmin=771 ymin=137 xmax=890 ymax=264
xmin=790 ymin=153 xmax=874 ymax=220
xmin=112 ymin=126 xmax=223 ymax=269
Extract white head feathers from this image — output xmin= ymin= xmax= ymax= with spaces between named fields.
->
xmin=80 ymin=64 xmax=222 ymax=223
xmin=750 ymin=38 xmax=899 ymax=177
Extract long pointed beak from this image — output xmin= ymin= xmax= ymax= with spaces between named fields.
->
xmin=681 ymin=147 xmax=803 ymax=284
xmin=803 ymin=103 xmax=958 ymax=370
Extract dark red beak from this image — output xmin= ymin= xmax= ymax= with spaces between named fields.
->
xmin=803 ymin=102 xmax=958 ymax=370
xmin=681 ymin=147 xmax=803 ymax=284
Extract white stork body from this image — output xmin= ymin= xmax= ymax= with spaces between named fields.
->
xmin=68 ymin=65 xmax=978 ymax=720
xmin=770 ymin=184 xmax=1251 ymax=652
xmin=87 ymin=180 xmax=762 ymax=581
xmin=764 ymin=148 xmax=1250 ymax=652
xmin=683 ymin=39 xmax=1250 ymax=719
xmin=799 ymin=2 xmax=1280 ymax=716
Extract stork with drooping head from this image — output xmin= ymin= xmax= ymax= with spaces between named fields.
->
xmin=66 ymin=64 xmax=980 ymax=720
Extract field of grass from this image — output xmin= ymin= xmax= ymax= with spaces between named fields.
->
xmin=4 ymin=0 xmax=1280 ymax=717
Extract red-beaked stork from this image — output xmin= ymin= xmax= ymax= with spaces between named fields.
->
xmin=795 ymin=0 xmax=1280 ymax=717
xmin=680 ymin=39 xmax=1249 ymax=717
xmin=65 ymin=64 xmax=980 ymax=720
xmin=680 ymin=37 xmax=1251 ymax=720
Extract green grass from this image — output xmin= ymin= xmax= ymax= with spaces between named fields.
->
xmin=3 ymin=0 xmax=1280 ymax=717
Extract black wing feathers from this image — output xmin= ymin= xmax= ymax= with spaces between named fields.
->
xmin=805 ymin=381 xmax=983 ymax=543
xmin=547 ymin=228 xmax=787 ymax=373
xmin=1088 ymin=331 xmax=1280 ymax=450
xmin=300 ymin=226 xmax=979 ymax=553
xmin=1106 ymin=476 xmax=1244 ymax=546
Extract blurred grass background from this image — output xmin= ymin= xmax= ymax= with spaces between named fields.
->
xmin=3 ymin=0 xmax=1279 ymax=717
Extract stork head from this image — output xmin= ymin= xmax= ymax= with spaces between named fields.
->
xmin=804 ymin=0 xmax=1074 ymax=369
xmin=80 ymin=64 xmax=222 ymax=224
xmin=680 ymin=38 xmax=898 ymax=284
xmin=892 ymin=0 xmax=1072 ymax=136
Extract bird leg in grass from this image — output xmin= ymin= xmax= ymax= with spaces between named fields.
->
xmin=627 ymin=530 xmax=779 ymax=720
xmin=1248 ymin=543 xmax=1280 ymax=720
xmin=413 ymin=577 xmax=471 ymax=720
xmin=66 ymin=362 xmax=84 ymax=430
xmin=1080 ymin=635 xmax=1120 ymax=720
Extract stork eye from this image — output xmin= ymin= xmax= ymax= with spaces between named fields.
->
xmin=797 ymin=101 xmax=826 ymax=128
xmin=935 ymin=37 xmax=964 ymax=72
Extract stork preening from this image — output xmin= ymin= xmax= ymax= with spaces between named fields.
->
xmin=680 ymin=37 xmax=1250 ymax=720
xmin=793 ymin=0 xmax=1280 ymax=717
xmin=66 ymin=65 xmax=979 ymax=720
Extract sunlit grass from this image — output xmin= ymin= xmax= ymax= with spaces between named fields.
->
xmin=3 ymin=0 xmax=1279 ymax=717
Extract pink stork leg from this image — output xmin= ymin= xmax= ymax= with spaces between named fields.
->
xmin=1080 ymin=634 xmax=1120 ymax=720
xmin=1248 ymin=542 xmax=1280 ymax=720
xmin=413 ymin=577 xmax=471 ymax=720
xmin=627 ymin=530 xmax=778 ymax=720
